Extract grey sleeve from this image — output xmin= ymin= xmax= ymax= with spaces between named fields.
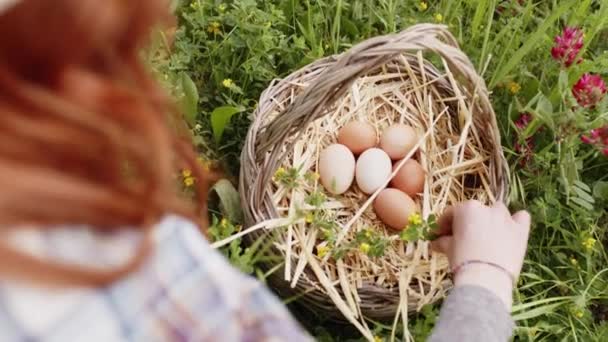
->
xmin=428 ymin=285 xmax=515 ymax=342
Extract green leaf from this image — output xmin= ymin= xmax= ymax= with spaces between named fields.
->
xmin=210 ymin=106 xmax=244 ymax=144
xmin=533 ymin=94 xmax=555 ymax=131
xmin=330 ymin=178 xmax=337 ymax=193
xmin=471 ymin=0 xmax=489 ymax=40
xmin=573 ymin=180 xmax=591 ymax=192
xmin=210 ymin=179 xmax=244 ymax=224
xmin=572 ymin=185 xmax=594 ymax=203
xmin=520 ymin=77 xmax=540 ymax=100
xmin=513 ymin=303 xmax=565 ymax=321
xmin=536 ymin=95 xmax=553 ymax=117
xmin=558 ymin=70 xmax=569 ymax=95
xmin=400 ymin=226 xmax=420 ymax=242
xmin=180 ymin=72 xmax=199 ymax=126
xmin=341 ymin=17 xmax=359 ymax=38
xmin=570 ymin=196 xmax=594 ymax=211
xmin=593 ymin=181 xmax=608 ymax=201
xmin=568 ymin=0 xmax=592 ymax=26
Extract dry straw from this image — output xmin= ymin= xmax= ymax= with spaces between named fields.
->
xmin=227 ymin=24 xmax=507 ymax=340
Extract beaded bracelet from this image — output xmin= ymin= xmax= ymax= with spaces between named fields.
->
xmin=452 ymin=260 xmax=516 ymax=285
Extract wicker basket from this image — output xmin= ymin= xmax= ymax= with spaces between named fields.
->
xmin=237 ymin=24 xmax=508 ymax=339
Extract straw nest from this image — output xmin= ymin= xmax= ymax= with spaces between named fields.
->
xmin=224 ymin=24 xmax=507 ymax=340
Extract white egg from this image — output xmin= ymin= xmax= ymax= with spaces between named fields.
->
xmin=355 ymin=148 xmax=392 ymax=194
xmin=318 ymin=144 xmax=356 ymax=195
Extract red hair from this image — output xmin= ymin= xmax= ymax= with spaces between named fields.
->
xmin=0 ymin=0 xmax=213 ymax=286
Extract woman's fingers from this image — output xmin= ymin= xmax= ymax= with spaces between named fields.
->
xmin=436 ymin=206 xmax=454 ymax=236
xmin=437 ymin=200 xmax=485 ymax=237
xmin=436 ymin=202 xmax=531 ymax=240
xmin=512 ymin=210 xmax=531 ymax=233
xmin=430 ymin=236 xmax=453 ymax=256
xmin=492 ymin=201 xmax=511 ymax=216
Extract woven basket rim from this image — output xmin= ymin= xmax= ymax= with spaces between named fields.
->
xmin=237 ymin=24 xmax=509 ymax=339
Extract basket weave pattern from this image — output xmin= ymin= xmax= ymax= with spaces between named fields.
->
xmin=239 ymin=24 xmax=508 ymax=337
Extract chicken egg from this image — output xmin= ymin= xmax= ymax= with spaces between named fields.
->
xmin=337 ymin=121 xmax=377 ymax=154
xmin=355 ymin=148 xmax=392 ymax=194
xmin=379 ymin=124 xmax=418 ymax=160
xmin=318 ymin=144 xmax=356 ymax=195
xmin=391 ymin=159 xmax=426 ymax=197
xmin=373 ymin=188 xmax=420 ymax=230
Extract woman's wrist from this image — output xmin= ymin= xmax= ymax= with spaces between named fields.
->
xmin=453 ymin=263 xmax=514 ymax=309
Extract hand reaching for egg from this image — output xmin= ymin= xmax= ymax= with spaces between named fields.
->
xmin=318 ymin=121 xmax=423 ymax=231
xmin=431 ymin=200 xmax=531 ymax=308
xmin=320 ymin=121 xmax=530 ymax=309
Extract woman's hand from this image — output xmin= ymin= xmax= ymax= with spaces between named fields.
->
xmin=431 ymin=200 xmax=531 ymax=309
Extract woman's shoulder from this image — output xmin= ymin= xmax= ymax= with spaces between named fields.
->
xmin=0 ymin=216 xmax=309 ymax=341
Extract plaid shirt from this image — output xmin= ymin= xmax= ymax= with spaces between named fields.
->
xmin=0 ymin=216 xmax=312 ymax=342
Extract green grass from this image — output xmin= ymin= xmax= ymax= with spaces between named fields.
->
xmin=151 ymin=0 xmax=608 ymax=340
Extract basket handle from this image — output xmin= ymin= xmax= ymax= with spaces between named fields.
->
xmin=254 ymin=24 xmax=506 ymax=200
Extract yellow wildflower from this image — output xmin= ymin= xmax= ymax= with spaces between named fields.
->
xmin=434 ymin=13 xmax=443 ymax=23
xmin=274 ymin=167 xmax=286 ymax=180
xmin=183 ymin=177 xmax=195 ymax=187
xmin=316 ymin=244 xmax=330 ymax=258
xmin=222 ymin=78 xmax=234 ymax=88
xmin=575 ymin=310 xmax=584 ymax=318
xmin=218 ymin=4 xmax=226 ymax=12
xmin=365 ymin=230 xmax=373 ymax=239
xmin=207 ymin=21 xmax=221 ymax=34
xmin=221 ymin=218 xmax=229 ymax=227
xmin=408 ymin=212 xmax=423 ymax=226
xmin=359 ymin=242 xmax=371 ymax=254
xmin=508 ymin=81 xmax=521 ymax=94
xmin=374 ymin=336 xmax=384 ymax=342
xmin=182 ymin=169 xmax=192 ymax=178
xmin=582 ymin=237 xmax=596 ymax=251
xmin=570 ymin=257 xmax=578 ymax=266
xmin=418 ymin=2 xmax=428 ymax=11
xmin=305 ymin=212 xmax=315 ymax=223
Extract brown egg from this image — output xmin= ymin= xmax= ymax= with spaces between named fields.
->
xmin=391 ymin=159 xmax=426 ymax=196
xmin=337 ymin=121 xmax=377 ymax=155
xmin=373 ymin=189 xmax=419 ymax=230
xmin=379 ymin=124 xmax=418 ymax=160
